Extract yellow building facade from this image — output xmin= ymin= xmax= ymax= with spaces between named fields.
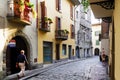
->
xmin=114 ymin=0 xmax=120 ymax=79
xmin=37 ymin=0 xmax=79 ymax=64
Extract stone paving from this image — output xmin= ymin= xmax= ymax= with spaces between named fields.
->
xmin=27 ymin=56 xmax=110 ymax=80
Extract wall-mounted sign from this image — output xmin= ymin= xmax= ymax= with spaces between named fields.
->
xmin=8 ymin=39 xmax=16 ymax=47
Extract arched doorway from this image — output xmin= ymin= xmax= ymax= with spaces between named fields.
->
xmin=6 ymin=36 xmax=30 ymax=75
xmin=94 ymin=48 xmax=100 ymax=56
xmin=76 ymin=46 xmax=80 ymax=58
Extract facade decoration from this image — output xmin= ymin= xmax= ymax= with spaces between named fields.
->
xmin=7 ymin=0 xmax=37 ymax=25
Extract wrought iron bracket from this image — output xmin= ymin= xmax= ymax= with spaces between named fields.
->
xmin=90 ymin=0 xmax=114 ymax=10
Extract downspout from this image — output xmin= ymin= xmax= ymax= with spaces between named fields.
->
xmin=36 ymin=0 xmax=38 ymax=28
xmin=111 ymin=19 xmax=115 ymax=80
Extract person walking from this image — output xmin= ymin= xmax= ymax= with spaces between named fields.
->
xmin=16 ymin=50 xmax=28 ymax=78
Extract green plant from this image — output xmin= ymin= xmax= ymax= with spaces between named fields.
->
xmin=25 ymin=2 xmax=37 ymax=18
xmin=26 ymin=2 xmax=34 ymax=8
xmin=48 ymin=18 xmax=53 ymax=24
xmin=81 ymin=0 xmax=89 ymax=13
xmin=44 ymin=17 xmax=53 ymax=24
xmin=64 ymin=29 xmax=69 ymax=34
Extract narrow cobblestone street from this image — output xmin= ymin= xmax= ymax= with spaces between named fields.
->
xmin=26 ymin=56 xmax=109 ymax=80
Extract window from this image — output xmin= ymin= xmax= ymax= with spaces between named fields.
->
xmin=62 ymin=44 xmax=66 ymax=55
xmin=95 ymin=31 xmax=101 ymax=36
xmin=71 ymin=24 xmax=75 ymax=39
xmin=41 ymin=1 xmax=47 ymax=18
xmin=76 ymin=11 xmax=78 ymax=19
xmin=56 ymin=17 xmax=61 ymax=30
xmin=85 ymin=14 xmax=88 ymax=20
xmin=70 ymin=4 xmax=73 ymax=20
xmin=96 ymin=40 xmax=100 ymax=45
xmin=56 ymin=0 xmax=61 ymax=12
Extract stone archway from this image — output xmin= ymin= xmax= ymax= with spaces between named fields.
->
xmin=76 ymin=46 xmax=80 ymax=58
xmin=3 ymin=31 xmax=32 ymax=75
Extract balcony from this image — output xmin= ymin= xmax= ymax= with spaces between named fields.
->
xmin=39 ymin=22 xmax=51 ymax=32
xmin=55 ymin=30 xmax=69 ymax=41
xmin=39 ymin=17 xmax=53 ymax=32
xmin=7 ymin=0 xmax=36 ymax=25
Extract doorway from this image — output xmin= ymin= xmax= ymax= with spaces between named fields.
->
xmin=6 ymin=36 xmax=29 ymax=75
xmin=94 ymin=48 xmax=100 ymax=56
xmin=76 ymin=46 xmax=80 ymax=58
xmin=68 ymin=45 xmax=72 ymax=59
xmin=43 ymin=42 xmax=53 ymax=63
xmin=56 ymin=44 xmax=60 ymax=60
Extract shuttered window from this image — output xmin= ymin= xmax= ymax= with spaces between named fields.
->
xmin=56 ymin=17 xmax=61 ymax=30
xmin=70 ymin=4 xmax=73 ymax=20
xmin=70 ymin=24 xmax=75 ymax=39
xmin=56 ymin=0 xmax=61 ymax=12
xmin=41 ymin=1 xmax=47 ymax=18
xmin=41 ymin=1 xmax=47 ymax=27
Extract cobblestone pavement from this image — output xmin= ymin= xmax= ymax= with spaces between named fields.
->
xmin=27 ymin=56 xmax=109 ymax=80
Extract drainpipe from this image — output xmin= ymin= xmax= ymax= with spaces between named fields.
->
xmin=111 ymin=19 xmax=115 ymax=80
xmin=36 ymin=0 xmax=38 ymax=28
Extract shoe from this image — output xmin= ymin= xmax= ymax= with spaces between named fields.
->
xmin=17 ymin=75 xmax=20 ymax=79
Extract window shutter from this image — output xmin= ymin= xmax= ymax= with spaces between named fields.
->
xmin=41 ymin=1 xmax=47 ymax=18
xmin=56 ymin=17 xmax=58 ymax=30
xmin=56 ymin=0 xmax=59 ymax=11
xmin=70 ymin=5 xmax=73 ymax=20
xmin=59 ymin=0 xmax=61 ymax=11
xmin=41 ymin=1 xmax=47 ymax=27
xmin=70 ymin=24 xmax=75 ymax=39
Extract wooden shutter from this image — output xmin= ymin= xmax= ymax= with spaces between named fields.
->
xmin=56 ymin=17 xmax=58 ymax=30
xmin=70 ymin=4 xmax=73 ymax=20
xmin=70 ymin=24 xmax=75 ymax=38
xmin=59 ymin=0 xmax=61 ymax=11
xmin=56 ymin=0 xmax=59 ymax=11
xmin=41 ymin=1 xmax=47 ymax=27
xmin=41 ymin=1 xmax=47 ymax=18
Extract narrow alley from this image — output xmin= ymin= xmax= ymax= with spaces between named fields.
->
xmin=25 ymin=56 xmax=109 ymax=80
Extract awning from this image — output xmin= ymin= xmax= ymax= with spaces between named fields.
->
xmin=70 ymin=0 xmax=80 ymax=5
xmin=89 ymin=0 xmax=114 ymax=18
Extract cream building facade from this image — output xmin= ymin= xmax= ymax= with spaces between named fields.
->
xmin=92 ymin=23 xmax=101 ymax=56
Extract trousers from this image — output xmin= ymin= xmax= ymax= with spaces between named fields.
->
xmin=18 ymin=62 xmax=25 ymax=77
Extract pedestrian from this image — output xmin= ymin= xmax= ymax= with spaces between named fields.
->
xmin=16 ymin=50 xmax=28 ymax=78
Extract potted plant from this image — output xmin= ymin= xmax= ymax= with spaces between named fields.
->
xmin=44 ymin=17 xmax=53 ymax=24
xmin=48 ymin=18 xmax=53 ymax=24
xmin=25 ymin=2 xmax=37 ymax=18
xmin=16 ymin=0 xmax=25 ymax=12
xmin=64 ymin=29 xmax=69 ymax=35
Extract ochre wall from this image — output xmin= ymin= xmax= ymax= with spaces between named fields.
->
xmin=114 ymin=0 xmax=120 ymax=79
xmin=38 ymin=0 xmax=75 ymax=63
